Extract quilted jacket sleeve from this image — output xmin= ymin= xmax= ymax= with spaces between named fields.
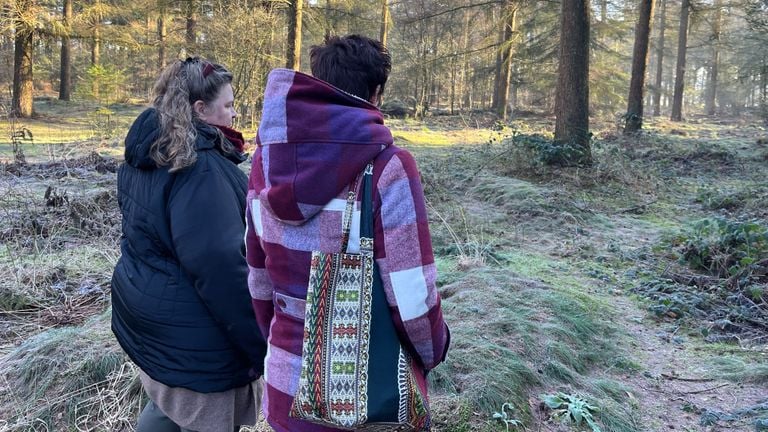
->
xmin=374 ymin=149 xmax=450 ymax=371
xmin=245 ymin=149 xmax=275 ymax=337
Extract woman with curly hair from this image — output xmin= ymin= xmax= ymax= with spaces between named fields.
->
xmin=111 ymin=57 xmax=267 ymax=432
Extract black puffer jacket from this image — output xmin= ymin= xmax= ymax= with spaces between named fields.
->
xmin=111 ymin=108 xmax=267 ymax=393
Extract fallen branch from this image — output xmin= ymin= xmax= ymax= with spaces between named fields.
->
xmin=681 ymin=383 xmax=729 ymax=395
xmin=615 ymin=199 xmax=658 ymax=214
xmin=661 ymin=373 xmax=715 ymax=382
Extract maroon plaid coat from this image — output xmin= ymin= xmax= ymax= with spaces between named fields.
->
xmin=245 ymin=69 xmax=449 ymax=432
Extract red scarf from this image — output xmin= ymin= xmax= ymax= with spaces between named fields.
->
xmin=213 ymin=124 xmax=245 ymax=153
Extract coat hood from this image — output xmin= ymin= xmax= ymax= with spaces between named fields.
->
xmin=255 ymin=68 xmax=393 ymax=224
xmin=125 ymin=108 xmax=245 ymax=170
xmin=124 ymin=108 xmax=160 ymax=169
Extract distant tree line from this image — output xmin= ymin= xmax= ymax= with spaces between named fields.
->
xmin=1 ymin=0 xmax=767 ymax=164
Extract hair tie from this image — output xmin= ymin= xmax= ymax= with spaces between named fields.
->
xmin=203 ymin=63 xmax=215 ymax=78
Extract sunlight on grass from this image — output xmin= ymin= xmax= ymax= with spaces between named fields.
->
xmin=393 ymin=128 xmax=494 ymax=147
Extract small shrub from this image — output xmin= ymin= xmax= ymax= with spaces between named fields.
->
xmin=542 ymin=392 xmax=602 ymax=432
xmin=76 ymin=64 xmax=128 ymax=105
xmin=88 ymin=106 xmax=119 ymax=139
xmin=513 ymin=132 xmax=593 ymax=167
xmin=694 ymin=187 xmax=745 ymax=211
xmin=380 ymin=99 xmax=413 ymax=118
xmin=673 ymin=217 xmax=768 ymax=285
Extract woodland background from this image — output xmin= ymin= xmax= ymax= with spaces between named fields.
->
xmin=1 ymin=1 xmax=768 ymax=431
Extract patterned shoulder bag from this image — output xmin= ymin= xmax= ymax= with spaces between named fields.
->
xmin=289 ymin=163 xmax=431 ymax=431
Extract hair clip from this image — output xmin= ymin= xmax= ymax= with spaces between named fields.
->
xmin=203 ymin=63 xmax=215 ymax=78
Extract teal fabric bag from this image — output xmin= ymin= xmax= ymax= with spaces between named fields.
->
xmin=290 ymin=164 xmax=430 ymax=431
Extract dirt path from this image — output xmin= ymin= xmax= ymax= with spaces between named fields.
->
xmin=584 ymin=206 xmax=768 ymax=431
xmin=610 ymin=295 xmax=767 ymax=432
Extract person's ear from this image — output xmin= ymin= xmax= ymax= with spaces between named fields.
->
xmin=193 ymin=100 xmax=207 ymax=118
xmin=370 ymin=85 xmax=382 ymax=105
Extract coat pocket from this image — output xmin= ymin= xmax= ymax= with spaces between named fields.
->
xmin=274 ymin=292 xmax=306 ymax=321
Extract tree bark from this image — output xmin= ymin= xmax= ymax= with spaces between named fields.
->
xmin=158 ymin=12 xmax=167 ymax=71
xmin=705 ymin=0 xmax=722 ymax=116
xmin=324 ymin=0 xmax=333 ymax=40
xmin=494 ymin=2 xmax=518 ymax=120
xmin=624 ymin=0 xmax=655 ymax=134
xmin=761 ymin=59 xmax=767 ymax=123
xmin=461 ymin=9 xmax=471 ymax=110
xmin=286 ymin=0 xmax=303 ymax=70
xmin=492 ymin=6 xmax=503 ymax=112
xmin=652 ymin=0 xmax=666 ymax=116
xmin=12 ymin=18 xmax=34 ymax=117
xmin=380 ymin=0 xmax=389 ymax=46
xmin=601 ymin=0 xmax=608 ymax=22
xmin=186 ymin=1 xmax=198 ymax=54
xmin=92 ymin=25 xmax=101 ymax=66
xmin=59 ymin=0 xmax=73 ymax=101
xmin=670 ymin=0 xmax=690 ymax=122
xmin=554 ymin=0 xmax=591 ymax=166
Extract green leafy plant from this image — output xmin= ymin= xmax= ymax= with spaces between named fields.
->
xmin=694 ymin=187 xmax=745 ymax=210
xmin=492 ymin=402 xmax=523 ymax=431
xmin=542 ymin=392 xmax=602 ymax=432
xmin=514 ymin=132 xmax=592 ymax=167
xmin=673 ymin=217 xmax=768 ymax=286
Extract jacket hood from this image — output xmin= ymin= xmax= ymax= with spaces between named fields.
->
xmin=125 ymin=108 xmax=245 ymax=169
xmin=124 ymin=108 xmax=160 ymax=169
xmin=255 ymin=68 xmax=392 ymax=224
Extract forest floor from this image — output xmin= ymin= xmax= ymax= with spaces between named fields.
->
xmin=0 ymin=102 xmax=766 ymax=432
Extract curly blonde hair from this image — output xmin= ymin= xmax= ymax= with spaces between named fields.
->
xmin=150 ymin=57 xmax=233 ymax=172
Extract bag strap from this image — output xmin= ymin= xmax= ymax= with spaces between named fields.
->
xmin=359 ymin=163 xmax=374 ymax=252
xmin=340 ymin=165 xmax=370 ymax=253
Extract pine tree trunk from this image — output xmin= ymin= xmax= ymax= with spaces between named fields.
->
xmin=554 ymin=0 xmax=591 ymax=166
xmin=670 ymin=0 xmax=690 ymax=122
xmin=495 ymin=2 xmax=518 ymax=120
xmin=59 ymin=0 xmax=72 ymax=101
xmin=286 ymin=0 xmax=303 ymax=70
xmin=186 ymin=1 xmax=198 ymax=54
xmin=92 ymin=0 xmax=101 ymax=67
xmin=705 ymin=0 xmax=721 ymax=116
xmin=450 ymin=55 xmax=456 ymax=114
xmin=324 ymin=0 xmax=332 ymax=40
xmin=91 ymin=16 xmax=101 ymax=100
xmin=601 ymin=0 xmax=608 ymax=22
xmin=380 ymin=0 xmax=389 ymax=45
xmin=158 ymin=13 xmax=167 ymax=71
xmin=12 ymin=23 xmax=34 ymax=117
xmin=652 ymin=0 xmax=666 ymax=116
xmin=461 ymin=10 xmax=471 ymax=110
xmin=624 ymin=0 xmax=655 ymax=134
xmin=761 ymin=59 xmax=767 ymax=123
xmin=492 ymin=6 xmax=503 ymax=111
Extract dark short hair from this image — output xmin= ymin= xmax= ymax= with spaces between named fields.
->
xmin=310 ymin=35 xmax=391 ymax=102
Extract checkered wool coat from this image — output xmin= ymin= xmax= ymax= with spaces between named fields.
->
xmin=245 ymin=69 xmax=450 ymax=432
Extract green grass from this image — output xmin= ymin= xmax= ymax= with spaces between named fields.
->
xmin=393 ymin=128 xmax=494 ymax=148
xmin=0 ymin=100 xmax=143 ymax=162
xmin=0 ymin=310 xmax=144 ymax=431
xmin=432 ymin=266 xmax=638 ymax=431
xmin=706 ymin=356 xmax=768 ymax=384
